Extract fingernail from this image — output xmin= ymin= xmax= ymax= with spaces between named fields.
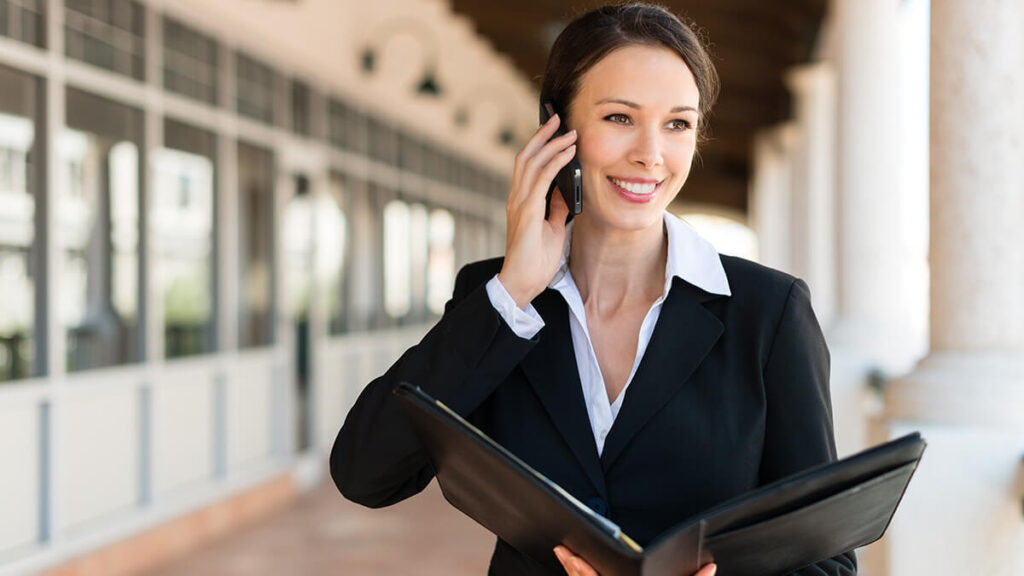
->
xmin=710 ymin=564 xmax=717 ymax=576
xmin=553 ymin=547 xmax=566 ymax=560
xmin=570 ymin=129 xmax=577 ymax=136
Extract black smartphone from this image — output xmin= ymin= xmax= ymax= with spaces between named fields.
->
xmin=540 ymin=101 xmax=582 ymax=218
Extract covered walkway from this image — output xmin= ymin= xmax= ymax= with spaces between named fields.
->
xmin=144 ymin=481 xmax=494 ymax=576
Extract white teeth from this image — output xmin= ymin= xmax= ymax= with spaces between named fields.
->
xmin=610 ymin=178 xmax=657 ymax=195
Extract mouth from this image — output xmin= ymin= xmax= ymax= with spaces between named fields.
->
xmin=608 ymin=176 xmax=661 ymax=203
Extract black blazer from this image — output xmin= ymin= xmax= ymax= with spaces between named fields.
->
xmin=331 ymin=255 xmax=857 ymax=575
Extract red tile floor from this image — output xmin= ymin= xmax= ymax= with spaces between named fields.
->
xmin=144 ymin=479 xmax=495 ymax=576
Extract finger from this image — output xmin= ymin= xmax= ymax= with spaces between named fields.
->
xmin=512 ymin=131 xmax=577 ymax=208
xmin=523 ymin=144 xmax=576 ymax=211
xmin=519 ymin=113 xmax=563 ymax=160
xmin=553 ymin=546 xmax=574 ymax=574
xmin=572 ymin=556 xmax=600 ymax=576
xmin=694 ymin=562 xmax=717 ymax=576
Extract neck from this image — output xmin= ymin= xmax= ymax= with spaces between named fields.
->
xmin=568 ymin=213 xmax=667 ymax=314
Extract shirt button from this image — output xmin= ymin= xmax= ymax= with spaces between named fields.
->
xmin=586 ymin=497 xmax=607 ymax=516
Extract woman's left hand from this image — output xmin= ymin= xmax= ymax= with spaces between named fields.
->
xmin=553 ymin=545 xmax=718 ymax=576
xmin=554 ymin=545 xmax=599 ymax=576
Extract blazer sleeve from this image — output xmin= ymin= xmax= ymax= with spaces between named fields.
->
xmin=329 ymin=263 xmax=539 ymax=509
xmin=760 ymin=279 xmax=858 ymax=576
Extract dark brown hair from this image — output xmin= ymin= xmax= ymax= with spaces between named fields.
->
xmin=540 ymin=3 xmax=719 ymax=133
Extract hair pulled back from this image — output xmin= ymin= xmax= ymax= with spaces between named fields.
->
xmin=540 ymin=3 xmax=719 ymax=130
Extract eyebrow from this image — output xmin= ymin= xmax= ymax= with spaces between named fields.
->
xmin=595 ymin=98 xmax=697 ymax=114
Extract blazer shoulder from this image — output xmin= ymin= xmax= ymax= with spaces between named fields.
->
xmin=453 ymin=257 xmax=505 ymax=298
xmin=718 ymin=254 xmax=803 ymax=310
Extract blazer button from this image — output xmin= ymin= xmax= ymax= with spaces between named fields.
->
xmin=586 ymin=497 xmax=607 ymax=516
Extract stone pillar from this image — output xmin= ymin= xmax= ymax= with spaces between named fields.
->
xmin=883 ymin=1 xmax=1024 ymax=574
xmin=830 ymin=0 xmax=911 ymax=373
xmin=749 ymin=124 xmax=797 ymax=273
xmin=785 ymin=63 xmax=838 ymax=331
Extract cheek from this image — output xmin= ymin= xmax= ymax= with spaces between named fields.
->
xmin=576 ymin=128 xmax=626 ymax=170
xmin=666 ymin=140 xmax=697 ymax=175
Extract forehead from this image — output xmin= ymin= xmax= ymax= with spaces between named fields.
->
xmin=575 ymin=44 xmax=699 ymax=109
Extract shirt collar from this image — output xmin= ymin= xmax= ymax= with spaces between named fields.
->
xmin=549 ymin=211 xmax=732 ymax=298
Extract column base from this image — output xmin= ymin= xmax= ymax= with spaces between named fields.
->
xmin=885 ymin=351 xmax=1024 ymax=430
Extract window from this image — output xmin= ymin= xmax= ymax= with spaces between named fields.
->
xmin=162 ymin=17 xmax=219 ymax=106
xmin=237 ymin=142 xmax=275 ymax=347
xmin=235 ymin=52 xmax=276 ymax=125
xmin=408 ymin=202 xmax=429 ymax=322
xmin=61 ymin=87 xmax=142 ymax=371
xmin=323 ymin=174 xmax=349 ymax=335
xmin=1 ymin=0 xmax=45 ymax=47
xmin=397 ymin=131 xmax=422 ymax=174
xmin=368 ymin=117 xmax=397 ymax=164
xmin=327 ymin=99 xmax=371 ymax=154
xmin=346 ymin=180 xmax=380 ymax=331
xmin=64 ymin=0 xmax=145 ymax=80
xmin=290 ymin=80 xmax=312 ymax=137
xmin=155 ymin=119 xmax=216 ymax=358
xmin=0 ymin=65 xmax=40 ymax=382
xmin=382 ymin=199 xmax=410 ymax=319
xmin=426 ymin=209 xmax=455 ymax=316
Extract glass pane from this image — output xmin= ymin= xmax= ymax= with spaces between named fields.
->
xmin=0 ymin=65 xmax=39 ymax=382
xmin=163 ymin=17 xmax=219 ymax=106
xmin=326 ymin=98 xmax=345 ymax=150
xmin=235 ymin=52 xmax=276 ymax=124
xmin=156 ymin=119 xmax=216 ymax=358
xmin=61 ymin=87 xmax=142 ymax=371
xmin=324 ymin=174 xmax=348 ymax=335
xmin=426 ymin=209 xmax=455 ymax=316
xmin=237 ymin=141 xmax=274 ymax=348
xmin=283 ymin=175 xmax=312 ymax=320
xmin=290 ymin=80 xmax=311 ymax=137
xmin=64 ymin=0 xmax=146 ymax=80
xmin=0 ymin=0 xmax=45 ymax=48
xmin=408 ymin=202 xmax=428 ymax=322
xmin=382 ymin=199 xmax=410 ymax=319
xmin=368 ymin=118 xmax=397 ymax=164
xmin=347 ymin=180 xmax=378 ymax=331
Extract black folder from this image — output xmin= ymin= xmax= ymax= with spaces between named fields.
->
xmin=394 ymin=382 xmax=925 ymax=576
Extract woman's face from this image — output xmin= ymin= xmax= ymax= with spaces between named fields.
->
xmin=568 ymin=44 xmax=700 ymax=233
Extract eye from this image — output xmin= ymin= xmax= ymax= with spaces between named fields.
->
xmin=668 ymin=118 xmax=694 ymax=131
xmin=604 ymin=113 xmax=631 ymax=125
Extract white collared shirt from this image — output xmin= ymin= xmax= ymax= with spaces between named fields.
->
xmin=485 ymin=212 xmax=731 ymax=455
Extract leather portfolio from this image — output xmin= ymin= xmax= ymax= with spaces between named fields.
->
xmin=393 ymin=382 xmax=925 ymax=576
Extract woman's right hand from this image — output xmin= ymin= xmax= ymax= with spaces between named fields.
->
xmin=497 ymin=113 xmax=578 ymax=309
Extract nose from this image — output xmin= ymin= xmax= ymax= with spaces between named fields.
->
xmin=628 ymin=127 xmax=664 ymax=169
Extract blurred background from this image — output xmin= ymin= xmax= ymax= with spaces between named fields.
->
xmin=0 ymin=0 xmax=1021 ymax=574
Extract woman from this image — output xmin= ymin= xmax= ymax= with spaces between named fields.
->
xmin=332 ymin=4 xmax=857 ymax=575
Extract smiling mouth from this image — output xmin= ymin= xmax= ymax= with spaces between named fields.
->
xmin=608 ymin=177 xmax=661 ymax=198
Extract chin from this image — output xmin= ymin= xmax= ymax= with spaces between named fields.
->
xmin=582 ymin=203 xmax=665 ymax=233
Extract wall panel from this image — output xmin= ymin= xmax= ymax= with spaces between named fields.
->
xmin=0 ymin=403 xmax=40 ymax=553
xmin=153 ymin=365 xmax=213 ymax=495
xmin=58 ymin=387 xmax=138 ymax=533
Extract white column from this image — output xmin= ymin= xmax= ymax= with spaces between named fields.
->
xmin=785 ymin=63 xmax=838 ymax=331
xmin=830 ymin=0 xmax=911 ymax=372
xmin=749 ymin=124 xmax=797 ymax=273
xmin=883 ymin=1 xmax=1024 ymax=575
xmin=826 ymin=0 xmax=908 ymax=468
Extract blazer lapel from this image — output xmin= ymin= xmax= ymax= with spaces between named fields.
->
xmin=600 ymin=278 xmax=725 ymax=471
xmin=520 ymin=289 xmax=607 ymax=498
